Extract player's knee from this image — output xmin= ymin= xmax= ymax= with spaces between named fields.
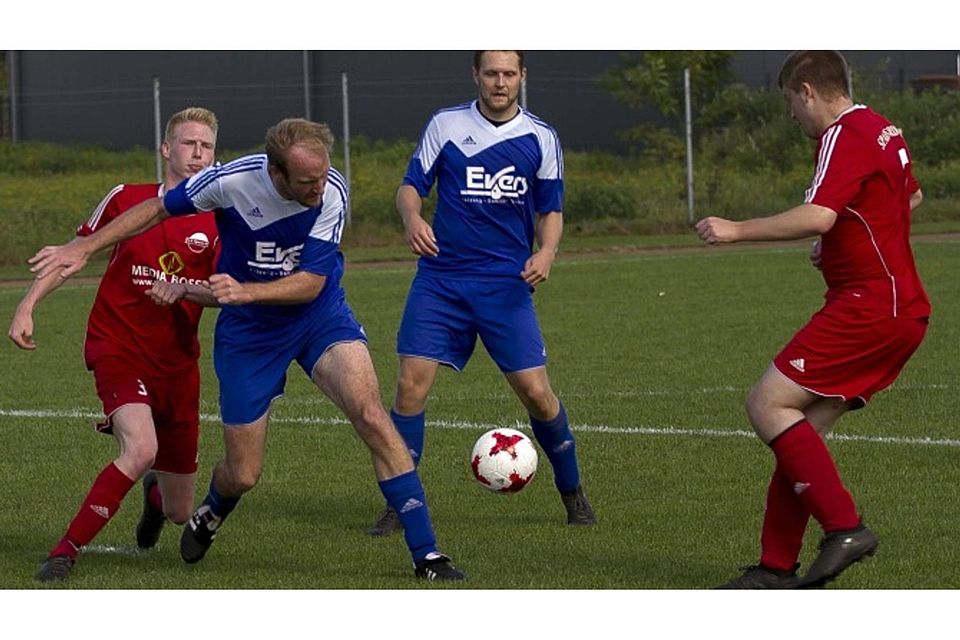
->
xmin=122 ymin=445 xmax=158 ymax=477
xmin=395 ymin=374 xmax=429 ymax=409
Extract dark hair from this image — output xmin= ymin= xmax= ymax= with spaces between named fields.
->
xmin=778 ymin=50 xmax=850 ymax=99
xmin=473 ymin=50 xmax=525 ymax=71
xmin=264 ymin=118 xmax=334 ymax=177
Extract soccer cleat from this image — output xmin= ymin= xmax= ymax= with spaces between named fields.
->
xmin=715 ymin=564 xmax=800 ymax=589
xmin=366 ymin=504 xmax=403 ymax=537
xmin=180 ymin=505 xmax=221 ymax=564
xmin=561 ymin=485 xmax=597 ymax=525
xmin=414 ymin=553 xmax=466 ymax=581
xmin=36 ymin=555 xmax=74 ymax=583
xmin=799 ymin=524 xmax=879 ymax=588
xmin=136 ymin=471 xmax=166 ymax=549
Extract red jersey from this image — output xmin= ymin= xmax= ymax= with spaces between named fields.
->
xmin=805 ymin=104 xmax=930 ymax=319
xmin=79 ymin=183 xmax=219 ymax=374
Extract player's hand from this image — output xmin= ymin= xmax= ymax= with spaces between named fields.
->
xmin=521 ymin=249 xmax=555 ymax=286
xmin=209 ymin=273 xmax=253 ymax=305
xmin=146 ymin=280 xmax=187 ymax=305
xmin=8 ymin=307 xmax=37 ymax=350
xmin=809 ymin=238 xmax=823 ymax=270
xmin=28 ymin=238 xmax=91 ymax=280
xmin=695 ymin=216 xmax=740 ymax=244
xmin=404 ymin=214 xmax=439 ymax=257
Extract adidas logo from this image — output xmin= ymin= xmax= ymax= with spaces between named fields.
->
xmin=400 ymin=498 xmax=424 ymax=514
xmin=793 ymin=482 xmax=810 ymax=495
xmin=247 ymin=206 xmax=263 ymax=218
xmin=462 ymin=135 xmax=477 ymax=145
xmin=90 ymin=504 xmax=110 ymax=518
xmin=789 ymin=358 xmax=806 ymax=373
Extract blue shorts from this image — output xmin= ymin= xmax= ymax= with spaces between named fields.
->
xmin=214 ymin=299 xmax=366 ymax=425
xmin=396 ymin=273 xmax=547 ymax=373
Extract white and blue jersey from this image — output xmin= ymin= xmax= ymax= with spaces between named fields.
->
xmin=404 ymin=100 xmax=564 ymax=278
xmin=164 ymin=153 xmax=364 ymax=425
xmin=163 ymin=154 xmax=348 ymax=324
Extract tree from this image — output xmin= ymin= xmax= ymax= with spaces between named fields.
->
xmin=601 ymin=51 xmax=735 ymax=160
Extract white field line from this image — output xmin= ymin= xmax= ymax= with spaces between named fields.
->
xmin=2 ymin=408 xmax=959 ymax=449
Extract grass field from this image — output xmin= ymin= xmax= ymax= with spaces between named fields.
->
xmin=1 ymin=237 xmax=958 ymax=600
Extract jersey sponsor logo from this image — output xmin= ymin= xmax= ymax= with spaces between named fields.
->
xmin=461 ymin=135 xmax=477 ymax=145
xmin=789 ymin=358 xmax=806 ymax=373
xmin=876 ymin=125 xmax=902 ymax=150
xmin=793 ymin=482 xmax=810 ymax=495
xmin=136 ymin=379 xmax=148 ymax=397
xmin=130 ymin=263 xmax=210 ymax=288
xmin=246 ymin=206 xmax=263 ymax=218
xmin=248 ymin=241 xmax=303 ymax=276
xmin=158 ymin=251 xmax=185 ymax=276
xmin=461 ymin=165 xmax=529 ymax=201
xmin=185 ymin=232 xmax=210 ymax=254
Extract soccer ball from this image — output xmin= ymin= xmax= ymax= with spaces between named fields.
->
xmin=470 ymin=428 xmax=538 ymax=493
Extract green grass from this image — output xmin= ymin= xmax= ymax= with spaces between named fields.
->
xmin=0 ymin=239 xmax=958 ymax=592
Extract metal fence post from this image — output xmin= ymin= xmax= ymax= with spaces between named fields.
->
xmin=684 ymin=68 xmax=694 ymax=225
xmin=341 ymin=71 xmax=352 ymax=226
xmin=303 ymin=51 xmax=312 ymax=120
xmin=9 ymin=50 xmax=19 ymax=143
xmin=153 ymin=76 xmax=162 ymax=183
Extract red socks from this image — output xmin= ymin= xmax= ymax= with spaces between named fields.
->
xmin=49 ymin=462 xmax=136 ymax=559
xmin=760 ymin=465 xmax=811 ymax=571
xmin=763 ymin=419 xmax=860 ymax=567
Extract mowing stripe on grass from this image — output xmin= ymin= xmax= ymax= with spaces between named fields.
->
xmin=3 ymin=407 xmax=958 ymax=449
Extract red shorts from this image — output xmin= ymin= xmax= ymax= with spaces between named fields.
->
xmin=91 ymin=356 xmax=201 ymax=474
xmin=773 ymin=300 xmax=928 ymax=407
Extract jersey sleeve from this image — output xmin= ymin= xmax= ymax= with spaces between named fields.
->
xmin=803 ymin=124 xmax=872 ymax=215
xmin=163 ymin=165 xmax=224 ymax=217
xmin=77 ymin=184 xmax=125 ymax=236
xmin=534 ymin=127 xmax=564 ymax=214
xmin=298 ymin=170 xmax=348 ymax=276
xmin=402 ymin=116 xmax=443 ymax=197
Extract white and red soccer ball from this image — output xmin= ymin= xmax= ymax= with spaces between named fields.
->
xmin=470 ymin=428 xmax=538 ymax=493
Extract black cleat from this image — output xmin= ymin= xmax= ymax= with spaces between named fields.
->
xmin=414 ymin=553 xmax=466 ymax=581
xmin=36 ymin=555 xmax=74 ymax=583
xmin=715 ymin=564 xmax=800 ymax=589
xmin=561 ymin=485 xmax=596 ymax=525
xmin=180 ymin=505 xmax=221 ymax=564
xmin=799 ymin=524 xmax=878 ymax=588
xmin=366 ymin=504 xmax=403 ymax=537
xmin=136 ymin=471 xmax=166 ymax=549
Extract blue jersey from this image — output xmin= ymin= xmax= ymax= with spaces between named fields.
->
xmin=164 ymin=153 xmax=348 ymax=324
xmin=404 ymin=100 xmax=563 ymax=278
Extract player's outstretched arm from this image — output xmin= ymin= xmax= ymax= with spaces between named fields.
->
xmin=7 ymin=269 xmax=68 ymax=350
xmin=696 ymin=204 xmax=837 ymax=245
xmin=397 ymin=185 xmax=438 ymax=257
xmin=208 ymin=271 xmax=327 ymax=306
xmin=146 ymin=280 xmax=220 ymax=307
xmin=29 ymin=197 xmax=170 ymax=280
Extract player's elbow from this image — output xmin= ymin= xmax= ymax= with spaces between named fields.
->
xmin=809 ymin=206 xmax=838 ymax=235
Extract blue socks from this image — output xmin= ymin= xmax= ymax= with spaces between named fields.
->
xmin=379 ymin=470 xmax=437 ymax=564
xmin=391 ymin=409 xmax=425 ymax=467
xmin=530 ymin=401 xmax=581 ymax=494
xmin=203 ymin=475 xmax=240 ymax=521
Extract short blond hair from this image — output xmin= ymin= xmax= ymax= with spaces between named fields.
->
xmin=165 ymin=107 xmax=219 ymax=142
xmin=265 ymin=118 xmax=335 ymax=177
